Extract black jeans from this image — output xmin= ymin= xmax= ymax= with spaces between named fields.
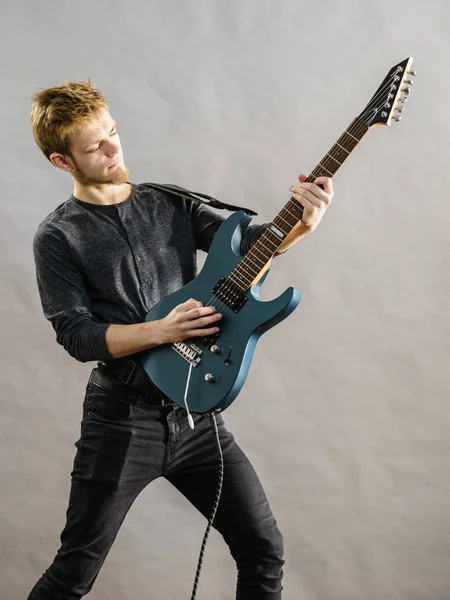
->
xmin=27 ymin=371 xmax=284 ymax=599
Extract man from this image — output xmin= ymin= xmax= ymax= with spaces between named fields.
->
xmin=28 ymin=79 xmax=333 ymax=599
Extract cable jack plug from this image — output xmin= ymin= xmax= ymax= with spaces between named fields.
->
xmin=184 ymin=363 xmax=195 ymax=430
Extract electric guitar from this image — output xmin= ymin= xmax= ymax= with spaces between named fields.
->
xmin=138 ymin=57 xmax=415 ymax=418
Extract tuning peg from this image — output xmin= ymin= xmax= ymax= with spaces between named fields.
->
xmin=400 ymin=97 xmax=408 ymax=103
xmin=407 ymin=70 xmax=417 ymax=76
xmin=396 ymin=105 xmax=405 ymax=113
xmin=402 ymin=87 xmax=411 ymax=95
xmin=405 ymin=79 xmax=414 ymax=85
xmin=393 ymin=116 xmax=402 ymax=122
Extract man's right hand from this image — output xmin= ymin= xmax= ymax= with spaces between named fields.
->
xmin=157 ymin=299 xmax=222 ymax=344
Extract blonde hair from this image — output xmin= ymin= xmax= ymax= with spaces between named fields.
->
xmin=31 ymin=79 xmax=109 ymax=161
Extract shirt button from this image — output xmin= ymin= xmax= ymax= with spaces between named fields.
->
xmin=136 ymin=256 xmax=141 ymax=262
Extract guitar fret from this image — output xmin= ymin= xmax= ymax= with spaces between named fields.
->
xmin=335 ymin=141 xmax=350 ymax=154
xmin=282 ymin=208 xmax=300 ymax=222
xmin=231 ymin=270 xmax=250 ymax=287
xmin=317 ymin=163 xmax=333 ymax=176
xmin=270 ymin=222 xmax=288 ymax=237
xmin=343 ymin=129 xmax=359 ymax=142
xmin=237 ymin=260 xmax=259 ymax=277
xmin=265 ymin=228 xmax=285 ymax=243
xmin=338 ymin=135 xmax=357 ymax=150
xmin=280 ymin=206 xmax=298 ymax=223
xmin=245 ymin=255 xmax=264 ymax=272
xmin=275 ymin=214 xmax=292 ymax=228
xmin=228 ymin=278 xmax=246 ymax=293
xmin=288 ymin=199 xmax=305 ymax=217
xmin=227 ymin=115 xmax=370 ymax=293
xmin=251 ymin=244 xmax=273 ymax=262
xmin=237 ymin=258 xmax=260 ymax=276
xmin=325 ymin=152 xmax=342 ymax=168
xmin=260 ymin=231 xmax=279 ymax=249
xmin=262 ymin=235 xmax=279 ymax=250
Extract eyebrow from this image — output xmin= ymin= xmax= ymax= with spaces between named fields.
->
xmin=83 ymin=122 xmax=117 ymax=151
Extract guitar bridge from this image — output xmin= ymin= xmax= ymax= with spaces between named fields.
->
xmin=172 ymin=341 xmax=203 ymax=366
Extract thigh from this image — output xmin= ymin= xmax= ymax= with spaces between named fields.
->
xmin=72 ymin=381 xmax=168 ymax=486
xmin=166 ymin=419 xmax=282 ymax=563
xmin=29 ymin=384 xmax=170 ymax=599
xmin=30 ymin=478 xmax=147 ymax=599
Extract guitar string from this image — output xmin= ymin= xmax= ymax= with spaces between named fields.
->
xmin=198 ymin=98 xmax=386 ymax=322
xmin=359 ymin=69 xmax=406 ymax=123
xmin=208 ymin=67 xmax=406 ymax=312
xmin=199 ymin=110 xmax=374 ymax=315
xmin=192 ymin=68 xmax=407 ymax=331
xmin=186 ymin=68 xmax=407 ymax=349
xmin=201 ymin=101 xmax=384 ymax=319
xmin=358 ymin=71 xmax=399 ymax=119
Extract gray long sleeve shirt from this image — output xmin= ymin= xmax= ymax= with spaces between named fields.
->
xmin=33 ymin=182 xmax=269 ymax=363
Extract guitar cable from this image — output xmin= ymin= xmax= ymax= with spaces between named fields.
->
xmin=189 ymin=414 xmax=224 ymax=600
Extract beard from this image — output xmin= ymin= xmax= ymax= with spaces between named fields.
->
xmin=70 ymin=157 xmax=130 ymax=186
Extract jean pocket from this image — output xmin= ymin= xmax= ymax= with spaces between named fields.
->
xmin=86 ymin=384 xmax=134 ymax=422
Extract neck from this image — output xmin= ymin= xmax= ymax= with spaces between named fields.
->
xmin=72 ymin=181 xmax=132 ymax=205
xmin=228 ymin=118 xmax=369 ymax=292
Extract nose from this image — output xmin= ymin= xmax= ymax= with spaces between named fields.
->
xmin=105 ymin=137 xmax=120 ymax=157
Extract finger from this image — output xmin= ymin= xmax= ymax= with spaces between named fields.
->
xmin=185 ymin=306 xmax=218 ymax=320
xmin=192 ymin=313 xmax=222 ymax=328
xmin=188 ymin=326 xmax=221 ymax=337
xmin=291 ymin=193 xmax=316 ymax=212
xmin=313 ymin=176 xmax=333 ymax=195
xmin=181 ymin=299 xmax=204 ymax=311
xmin=291 ymin=189 xmax=321 ymax=208
xmin=291 ymin=182 xmax=331 ymax=205
xmin=298 ymin=173 xmax=308 ymax=183
xmin=290 ymin=182 xmax=319 ymax=195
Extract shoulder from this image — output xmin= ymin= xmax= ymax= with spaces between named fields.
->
xmin=34 ymin=198 xmax=73 ymax=234
xmin=134 ymin=182 xmax=204 ymax=211
xmin=134 ymin=182 xmax=184 ymax=202
xmin=133 ymin=182 xmax=195 ymax=224
xmin=33 ymin=200 xmax=73 ymax=252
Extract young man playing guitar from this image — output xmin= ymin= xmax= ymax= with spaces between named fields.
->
xmin=28 ymin=80 xmax=333 ymax=599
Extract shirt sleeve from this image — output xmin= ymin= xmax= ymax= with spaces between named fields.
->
xmin=33 ymin=224 xmax=113 ymax=363
xmin=187 ymin=199 xmax=272 ymax=255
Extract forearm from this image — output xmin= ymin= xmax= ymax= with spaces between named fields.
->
xmin=242 ymin=221 xmax=311 ymax=256
xmin=277 ymin=223 xmax=311 ymax=253
xmin=105 ymin=321 xmax=165 ymax=359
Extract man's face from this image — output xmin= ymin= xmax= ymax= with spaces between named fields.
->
xmin=66 ymin=107 xmax=129 ymax=185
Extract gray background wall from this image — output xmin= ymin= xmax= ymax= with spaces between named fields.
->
xmin=1 ymin=1 xmax=449 ymax=599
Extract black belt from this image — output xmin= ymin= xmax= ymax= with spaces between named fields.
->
xmin=92 ymin=358 xmax=175 ymax=406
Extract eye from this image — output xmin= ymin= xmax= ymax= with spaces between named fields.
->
xmin=89 ymin=146 xmax=100 ymax=153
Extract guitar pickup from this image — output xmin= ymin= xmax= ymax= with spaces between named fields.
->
xmin=212 ymin=277 xmax=248 ymax=313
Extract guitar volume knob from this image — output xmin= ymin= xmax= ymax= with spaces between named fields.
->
xmin=210 ymin=345 xmax=221 ymax=354
xmin=205 ymin=373 xmax=216 ymax=382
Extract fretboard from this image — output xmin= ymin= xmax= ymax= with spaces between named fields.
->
xmin=227 ymin=117 xmax=369 ymax=293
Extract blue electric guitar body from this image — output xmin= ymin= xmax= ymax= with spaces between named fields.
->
xmin=139 ymin=210 xmax=301 ymax=414
xmin=138 ymin=57 xmax=415 ymax=415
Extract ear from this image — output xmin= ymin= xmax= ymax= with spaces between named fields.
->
xmin=49 ymin=152 xmax=73 ymax=173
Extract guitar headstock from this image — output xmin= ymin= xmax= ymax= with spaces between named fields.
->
xmin=358 ymin=57 xmax=415 ymax=128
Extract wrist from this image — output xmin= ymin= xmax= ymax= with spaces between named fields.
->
xmin=278 ymin=223 xmax=310 ymax=253
xmin=146 ymin=319 xmax=168 ymax=347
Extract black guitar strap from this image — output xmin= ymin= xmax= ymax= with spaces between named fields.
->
xmin=142 ymin=182 xmax=258 ymax=216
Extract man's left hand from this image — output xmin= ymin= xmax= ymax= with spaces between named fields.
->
xmin=289 ymin=173 xmax=333 ymax=233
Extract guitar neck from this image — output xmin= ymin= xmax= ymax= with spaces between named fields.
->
xmin=228 ymin=117 xmax=369 ymax=292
